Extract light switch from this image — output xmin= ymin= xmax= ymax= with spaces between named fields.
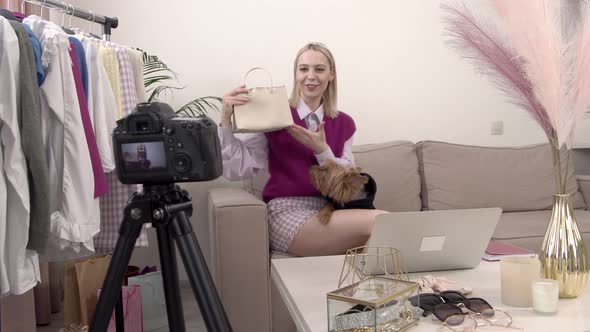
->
xmin=491 ymin=121 xmax=504 ymax=135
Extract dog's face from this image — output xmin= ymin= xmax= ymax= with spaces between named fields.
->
xmin=310 ymin=159 xmax=368 ymax=203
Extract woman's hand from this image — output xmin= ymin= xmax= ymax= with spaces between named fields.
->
xmin=287 ymin=122 xmax=329 ymax=154
xmin=221 ymin=84 xmax=250 ymax=128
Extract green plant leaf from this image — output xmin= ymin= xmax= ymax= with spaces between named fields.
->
xmin=176 ymin=97 xmax=222 ymax=117
xmin=145 ymin=75 xmax=175 ymax=84
xmin=148 ymin=85 xmax=186 ymax=103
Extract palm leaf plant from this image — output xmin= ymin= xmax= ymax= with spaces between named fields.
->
xmin=142 ymin=53 xmax=222 ymax=117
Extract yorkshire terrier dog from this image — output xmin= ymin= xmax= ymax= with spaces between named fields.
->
xmin=310 ymin=159 xmax=377 ymax=224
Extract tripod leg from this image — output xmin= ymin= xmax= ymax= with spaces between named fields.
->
xmin=155 ymin=224 xmax=186 ymax=332
xmin=90 ymin=215 xmax=144 ymax=332
xmin=170 ymin=211 xmax=233 ymax=332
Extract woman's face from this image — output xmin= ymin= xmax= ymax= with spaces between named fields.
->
xmin=295 ymin=50 xmax=334 ymax=106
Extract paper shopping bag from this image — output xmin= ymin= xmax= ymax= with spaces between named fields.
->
xmin=128 ymin=271 xmax=168 ymax=331
xmin=64 ymin=255 xmax=111 ymax=326
xmin=97 ymin=285 xmax=143 ymax=332
xmin=232 ymin=67 xmax=293 ymax=133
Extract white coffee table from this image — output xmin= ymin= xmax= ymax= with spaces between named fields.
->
xmin=271 ymin=255 xmax=590 ymax=331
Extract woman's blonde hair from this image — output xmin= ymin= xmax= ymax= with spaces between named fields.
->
xmin=289 ymin=42 xmax=338 ymax=118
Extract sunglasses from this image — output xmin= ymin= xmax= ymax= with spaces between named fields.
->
xmin=409 ymin=291 xmax=522 ymax=331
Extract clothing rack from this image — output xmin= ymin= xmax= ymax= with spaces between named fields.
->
xmin=23 ymin=0 xmax=118 ymax=40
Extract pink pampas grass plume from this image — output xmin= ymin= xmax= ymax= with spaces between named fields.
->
xmin=441 ymin=2 xmax=554 ymax=139
xmin=492 ymin=0 xmax=568 ymax=146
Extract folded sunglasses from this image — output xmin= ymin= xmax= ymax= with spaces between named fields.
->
xmin=409 ymin=291 xmax=522 ymax=331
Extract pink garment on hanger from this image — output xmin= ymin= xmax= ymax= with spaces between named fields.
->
xmin=69 ymin=40 xmax=109 ymax=197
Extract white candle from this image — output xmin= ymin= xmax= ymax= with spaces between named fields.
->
xmin=500 ymin=257 xmax=540 ymax=307
xmin=532 ymin=279 xmax=559 ymax=314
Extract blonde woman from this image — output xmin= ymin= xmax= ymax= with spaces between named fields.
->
xmin=219 ymin=43 xmax=387 ymax=256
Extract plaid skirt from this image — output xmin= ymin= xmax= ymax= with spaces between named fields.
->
xmin=267 ymin=196 xmax=326 ymax=253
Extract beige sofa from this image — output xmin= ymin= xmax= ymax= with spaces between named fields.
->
xmin=207 ymin=140 xmax=590 ymax=332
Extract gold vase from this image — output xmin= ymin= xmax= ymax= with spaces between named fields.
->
xmin=539 ymin=193 xmax=589 ymax=298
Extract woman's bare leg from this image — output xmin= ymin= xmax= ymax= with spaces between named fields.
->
xmin=287 ymin=209 xmax=388 ymax=256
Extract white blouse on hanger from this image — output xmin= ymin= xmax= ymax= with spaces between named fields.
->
xmin=0 ymin=16 xmax=40 ymax=295
xmin=75 ymin=35 xmax=117 ymax=172
xmin=23 ymin=15 xmax=99 ymax=257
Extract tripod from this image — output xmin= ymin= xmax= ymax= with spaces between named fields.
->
xmin=89 ymin=184 xmax=233 ymax=332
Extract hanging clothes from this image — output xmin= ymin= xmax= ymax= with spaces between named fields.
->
xmin=21 ymin=23 xmax=45 ymax=85
xmin=0 ymin=16 xmax=41 ymax=296
xmin=22 ymin=15 xmax=100 ymax=259
xmin=127 ymin=48 xmax=147 ymax=103
xmin=76 ymin=32 xmax=149 ymax=250
xmin=97 ymin=45 xmax=124 ymax=120
xmin=1 ymin=15 xmax=150 ymax=295
xmin=69 ymin=37 xmax=89 ymax=102
xmin=69 ymin=39 xmax=109 ymax=199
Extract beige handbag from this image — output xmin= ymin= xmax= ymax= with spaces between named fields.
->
xmin=232 ymin=67 xmax=293 ymax=133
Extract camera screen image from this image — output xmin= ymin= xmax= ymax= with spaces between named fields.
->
xmin=121 ymin=142 xmax=167 ymax=172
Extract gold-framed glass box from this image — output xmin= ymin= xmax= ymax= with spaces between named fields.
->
xmin=327 ymin=277 xmax=420 ymax=332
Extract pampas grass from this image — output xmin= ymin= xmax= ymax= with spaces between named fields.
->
xmin=442 ymin=0 xmax=590 ymax=194
xmin=441 ymin=2 xmax=554 ymax=139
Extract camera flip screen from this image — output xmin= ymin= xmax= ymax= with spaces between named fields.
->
xmin=121 ymin=141 xmax=167 ymax=172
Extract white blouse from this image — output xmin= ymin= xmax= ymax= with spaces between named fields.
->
xmin=75 ymin=35 xmax=117 ymax=173
xmin=218 ymin=100 xmax=355 ymax=181
xmin=0 ymin=17 xmax=40 ymax=295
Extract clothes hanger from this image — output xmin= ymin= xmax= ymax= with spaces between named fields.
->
xmin=60 ymin=1 xmax=75 ymax=34
xmin=68 ymin=3 xmax=73 ymax=28
xmin=39 ymin=0 xmax=47 ymax=20
xmin=87 ymin=10 xmax=101 ymax=39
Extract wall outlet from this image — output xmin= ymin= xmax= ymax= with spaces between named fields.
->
xmin=491 ymin=121 xmax=504 ymax=135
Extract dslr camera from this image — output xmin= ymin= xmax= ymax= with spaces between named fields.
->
xmin=113 ymin=102 xmax=222 ymax=185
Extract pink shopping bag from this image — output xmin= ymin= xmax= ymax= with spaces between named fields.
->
xmin=97 ymin=285 xmax=143 ymax=332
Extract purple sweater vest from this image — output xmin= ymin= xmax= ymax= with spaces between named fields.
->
xmin=262 ymin=107 xmax=356 ymax=203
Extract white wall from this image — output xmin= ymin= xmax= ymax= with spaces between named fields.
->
xmin=60 ymin=0 xmax=590 ymax=147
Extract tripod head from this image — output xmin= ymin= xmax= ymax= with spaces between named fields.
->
xmin=126 ymin=184 xmax=193 ymax=228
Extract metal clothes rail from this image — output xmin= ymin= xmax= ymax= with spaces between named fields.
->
xmin=23 ymin=0 xmax=118 ymax=40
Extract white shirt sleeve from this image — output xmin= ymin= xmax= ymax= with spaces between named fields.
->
xmin=218 ymin=125 xmax=269 ymax=181
xmin=314 ymin=135 xmax=355 ymax=167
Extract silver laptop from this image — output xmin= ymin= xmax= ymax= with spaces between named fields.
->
xmin=364 ymin=207 xmax=502 ymax=273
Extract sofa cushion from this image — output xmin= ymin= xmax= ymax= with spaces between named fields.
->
xmin=353 ymin=141 xmax=422 ymax=212
xmin=492 ymin=210 xmax=590 ymax=256
xmin=493 ymin=210 xmax=590 ymax=240
xmin=243 ymin=140 xmax=422 ymax=212
xmin=417 ymin=141 xmax=586 ymax=212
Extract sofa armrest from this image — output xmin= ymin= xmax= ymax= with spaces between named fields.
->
xmin=577 ymin=175 xmax=590 ymax=210
xmin=208 ymin=187 xmax=271 ymax=332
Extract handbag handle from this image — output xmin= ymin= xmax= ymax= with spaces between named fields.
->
xmin=242 ymin=67 xmax=275 ymax=92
